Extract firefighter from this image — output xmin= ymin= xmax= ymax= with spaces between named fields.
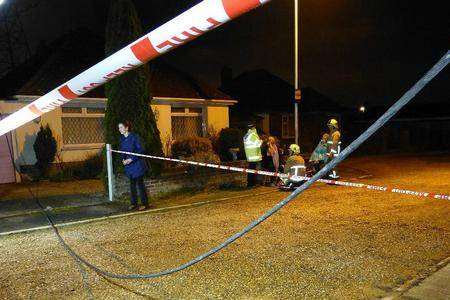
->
xmin=243 ymin=124 xmax=262 ymax=187
xmin=284 ymin=144 xmax=305 ymax=176
xmin=279 ymin=144 xmax=306 ymax=188
xmin=326 ymin=118 xmax=341 ymax=179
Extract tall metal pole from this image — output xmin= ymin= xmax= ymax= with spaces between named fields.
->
xmin=294 ymin=0 xmax=299 ymax=145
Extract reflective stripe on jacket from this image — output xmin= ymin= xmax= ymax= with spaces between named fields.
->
xmin=243 ymin=129 xmax=262 ymax=162
xmin=327 ymin=131 xmax=341 ymax=155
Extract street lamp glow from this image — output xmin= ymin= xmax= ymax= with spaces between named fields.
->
xmin=0 ymin=0 xmax=5 ymax=5
xmin=359 ymin=106 xmax=366 ymax=113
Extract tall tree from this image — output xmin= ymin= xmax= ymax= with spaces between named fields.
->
xmin=104 ymin=0 xmax=162 ymax=175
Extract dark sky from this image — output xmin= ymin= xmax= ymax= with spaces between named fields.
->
xmin=6 ymin=0 xmax=450 ymax=106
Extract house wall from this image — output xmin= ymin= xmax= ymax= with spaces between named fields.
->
xmin=206 ymin=106 xmax=229 ymax=134
xmin=265 ymin=111 xmax=343 ymax=154
xmin=257 ymin=113 xmax=270 ymax=135
xmin=0 ymin=101 xmax=102 ymax=167
xmin=0 ymin=99 xmax=234 ymax=178
xmin=151 ymin=104 xmax=172 ymax=154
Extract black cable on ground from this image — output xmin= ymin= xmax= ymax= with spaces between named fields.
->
xmin=0 ymin=113 xmax=94 ymax=299
xmin=5 ymin=51 xmax=449 ymax=280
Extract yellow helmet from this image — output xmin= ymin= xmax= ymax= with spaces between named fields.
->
xmin=289 ymin=144 xmax=300 ymax=154
xmin=327 ymin=118 xmax=339 ymax=128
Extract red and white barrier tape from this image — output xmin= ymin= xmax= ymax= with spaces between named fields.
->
xmin=111 ymin=149 xmax=450 ymax=201
xmin=0 ymin=0 xmax=270 ymax=136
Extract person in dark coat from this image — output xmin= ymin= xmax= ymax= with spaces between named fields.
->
xmin=118 ymin=121 xmax=150 ymax=211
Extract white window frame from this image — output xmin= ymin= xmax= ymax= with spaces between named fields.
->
xmin=61 ymin=107 xmax=105 ymax=150
xmin=170 ymin=106 xmax=203 ymax=117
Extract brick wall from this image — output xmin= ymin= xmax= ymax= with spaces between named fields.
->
xmin=114 ymin=160 xmax=248 ymax=199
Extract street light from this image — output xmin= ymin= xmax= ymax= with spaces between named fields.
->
xmin=359 ymin=105 xmax=366 ymax=113
xmin=0 ymin=0 xmax=5 ymax=5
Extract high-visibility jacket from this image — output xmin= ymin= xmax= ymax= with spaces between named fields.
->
xmin=284 ymin=155 xmax=305 ymax=176
xmin=327 ymin=130 xmax=341 ymax=158
xmin=243 ymin=129 xmax=262 ymax=162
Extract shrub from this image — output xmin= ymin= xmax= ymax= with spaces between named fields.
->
xmin=171 ymin=136 xmax=220 ymax=174
xmin=33 ymin=125 xmax=57 ymax=177
xmin=73 ymin=154 xmax=104 ymax=180
xmin=50 ymin=154 xmax=103 ymax=182
xmin=171 ymin=136 xmax=213 ymax=157
xmin=49 ymin=168 xmax=74 ymax=182
xmin=217 ymin=128 xmax=245 ymax=161
xmin=185 ymin=149 xmax=221 ymax=175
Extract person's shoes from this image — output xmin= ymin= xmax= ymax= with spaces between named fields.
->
xmin=128 ymin=205 xmax=137 ymax=211
xmin=137 ymin=205 xmax=147 ymax=211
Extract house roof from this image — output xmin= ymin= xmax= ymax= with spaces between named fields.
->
xmin=150 ymin=61 xmax=232 ymax=100
xmin=0 ymin=28 xmax=232 ymax=101
xmin=221 ymin=69 xmax=348 ymax=114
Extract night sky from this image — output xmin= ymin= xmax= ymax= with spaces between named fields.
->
xmin=5 ymin=0 xmax=450 ymax=107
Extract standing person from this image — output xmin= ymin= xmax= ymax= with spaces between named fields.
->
xmin=309 ymin=133 xmax=329 ymax=174
xmin=266 ymin=136 xmax=280 ymax=185
xmin=325 ymin=119 xmax=342 ymax=179
xmin=118 ymin=121 xmax=150 ymax=211
xmin=260 ymin=134 xmax=270 ymax=185
xmin=243 ymin=124 xmax=262 ymax=188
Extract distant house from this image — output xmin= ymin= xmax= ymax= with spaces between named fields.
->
xmin=221 ymin=69 xmax=349 ymax=152
xmin=348 ymin=103 xmax=450 ymax=155
xmin=0 ymin=29 xmax=235 ymax=183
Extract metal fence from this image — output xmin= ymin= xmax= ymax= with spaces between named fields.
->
xmin=171 ymin=116 xmax=202 ymax=140
xmin=61 ymin=117 xmax=104 ymax=145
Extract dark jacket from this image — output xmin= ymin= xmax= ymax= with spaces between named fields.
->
xmin=119 ymin=133 xmax=147 ymax=179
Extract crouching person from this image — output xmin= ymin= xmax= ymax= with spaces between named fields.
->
xmin=280 ymin=144 xmax=306 ymax=189
xmin=118 ymin=121 xmax=150 ymax=211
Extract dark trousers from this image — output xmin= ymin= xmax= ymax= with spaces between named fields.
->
xmin=247 ymin=161 xmax=262 ymax=187
xmin=129 ymin=176 xmax=149 ymax=206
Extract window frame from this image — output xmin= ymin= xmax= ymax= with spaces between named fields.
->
xmin=61 ymin=107 xmax=105 ymax=150
xmin=170 ymin=105 xmax=205 ymax=139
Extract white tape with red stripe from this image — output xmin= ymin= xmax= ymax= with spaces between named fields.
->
xmin=0 ymin=0 xmax=270 ymax=137
xmin=112 ymin=149 xmax=450 ymax=201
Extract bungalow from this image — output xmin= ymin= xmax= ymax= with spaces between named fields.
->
xmin=221 ymin=68 xmax=349 ymax=152
xmin=0 ymin=30 xmax=235 ymax=183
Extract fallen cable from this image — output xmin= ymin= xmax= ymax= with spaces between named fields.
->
xmin=112 ymin=149 xmax=450 ymax=201
xmin=43 ymin=51 xmax=450 ymax=279
xmin=0 ymin=112 xmax=95 ymax=298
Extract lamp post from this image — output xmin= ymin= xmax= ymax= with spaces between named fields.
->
xmin=294 ymin=0 xmax=300 ymax=145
